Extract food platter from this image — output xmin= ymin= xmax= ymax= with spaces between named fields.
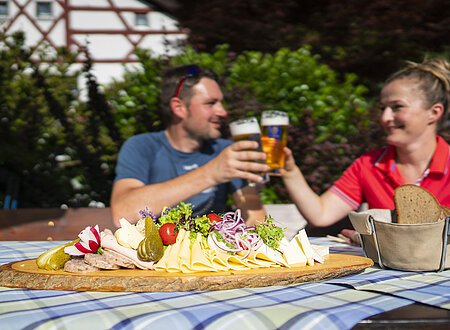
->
xmin=2 ymin=206 xmax=374 ymax=292
xmin=0 ymin=254 xmax=373 ymax=292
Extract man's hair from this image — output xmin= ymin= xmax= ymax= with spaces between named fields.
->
xmin=160 ymin=65 xmax=218 ymax=127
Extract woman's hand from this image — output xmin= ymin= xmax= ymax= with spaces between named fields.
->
xmin=279 ymin=147 xmax=300 ymax=178
xmin=338 ymin=229 xmax=361 ymax=246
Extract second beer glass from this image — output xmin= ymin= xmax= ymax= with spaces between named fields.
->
xmin=261 ymin=110 xmax=289 ymax=174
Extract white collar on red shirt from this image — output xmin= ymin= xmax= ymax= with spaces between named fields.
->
xmin=374 ymin=136 xmax=450 ymax=177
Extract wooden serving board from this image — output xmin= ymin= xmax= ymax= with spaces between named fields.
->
xmin=0 ymin=254 xmax=373 ymax=292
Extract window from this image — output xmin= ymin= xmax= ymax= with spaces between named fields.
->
xmin=36 ymin=1 xmax=52 ymax=18
xmin=0 ymin=1 xmax=8 ymax=17
xmin=135 ymin=13 xmax=148 ymax=26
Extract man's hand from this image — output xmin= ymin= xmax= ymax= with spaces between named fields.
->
xmin=206 ymin=140 xmax=268 ymax=184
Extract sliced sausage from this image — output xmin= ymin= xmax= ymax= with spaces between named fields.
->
xmin=84 ymin=253 xmax=120 ymax=270
xmin=64 ymin=258 xmax=99 ymax=273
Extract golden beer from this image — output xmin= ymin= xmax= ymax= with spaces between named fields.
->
xmin=261 ymin=111 xmax=289 ymax=172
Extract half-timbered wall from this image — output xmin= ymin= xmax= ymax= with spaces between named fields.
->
xmin=1 ymin=0 xmax=186 ymax=84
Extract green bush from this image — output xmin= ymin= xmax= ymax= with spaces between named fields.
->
xmin=227 ymin=47 xmax=369 ymax=143
xmin=0 ymin=32 xmax=82 ymax=207
xmin=0 ymin=32 xmax=122 ymax=207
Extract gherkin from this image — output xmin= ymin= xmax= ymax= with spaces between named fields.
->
xmin=137 ymin=216 xmax=164 ymax=262
xmin=36 ymin=239 xmax=79 ymax=270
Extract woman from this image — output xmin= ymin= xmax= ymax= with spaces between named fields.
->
xmin=281 ymin=58 xmax=450 ymax=243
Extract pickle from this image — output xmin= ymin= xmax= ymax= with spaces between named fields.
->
xmin=137 ymin=216 xmax=164 ymax=262
xmin=36 ymin=239 xmax=79 ymax=270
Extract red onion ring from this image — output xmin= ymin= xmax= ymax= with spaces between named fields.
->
xmin=209 ymin=209 xmax=263 ymax=255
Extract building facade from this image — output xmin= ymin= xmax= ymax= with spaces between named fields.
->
xmin=0 ymin=0 xmax=186 ymax=84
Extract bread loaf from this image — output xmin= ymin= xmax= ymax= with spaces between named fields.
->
xmin=394 ymin=184 xmax=443 ymax=224
xmin=442 ymin=206 xmax=450 ymax=218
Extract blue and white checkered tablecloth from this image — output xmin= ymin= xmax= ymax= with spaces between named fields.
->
xmin=314 ymin=237 xmax=450 ymax=310
xmin=0 ymin=239 xmax=433 ymax=330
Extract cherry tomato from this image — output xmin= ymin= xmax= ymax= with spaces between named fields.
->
xmin=159 ymin=223 xmax=178 ymax=245
xmin=207 ymin=213 xmax=222 ymax=223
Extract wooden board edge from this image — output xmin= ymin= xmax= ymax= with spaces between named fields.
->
xmin=0 ymin=254 xmax=373 ymax=292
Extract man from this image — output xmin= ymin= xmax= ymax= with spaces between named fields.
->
xmin=111 ymin=65 xmax=268 ymax=227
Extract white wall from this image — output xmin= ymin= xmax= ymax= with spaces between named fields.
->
xmin=1 ymin=0 xmax=187 ymax=86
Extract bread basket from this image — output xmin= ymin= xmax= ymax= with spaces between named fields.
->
xmin=349 ymin=209 xmax=450 ymax=272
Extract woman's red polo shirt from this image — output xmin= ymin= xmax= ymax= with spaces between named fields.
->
xmin=330 ymin=136 xmax=450 ymax=209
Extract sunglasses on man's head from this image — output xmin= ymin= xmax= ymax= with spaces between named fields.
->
xmin=174 ymin=65 xmax=201 ymax=98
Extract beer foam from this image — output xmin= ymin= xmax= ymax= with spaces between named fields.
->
xmin=261 ymin=116 xmax=289 ymax=126
xmin=229 ymin=120 xmax=261 ymax=136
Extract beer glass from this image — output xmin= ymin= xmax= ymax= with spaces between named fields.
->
xmin=261 ymin=110 xmax=289 ymax=174
xmin=229 ymin=117 xmax=262 ymax=144
xmin=229 ymin=117 xmax=269 ymax=184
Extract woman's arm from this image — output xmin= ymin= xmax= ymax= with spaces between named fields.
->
xmin=281 ymin=147 xmax=353 ymax=227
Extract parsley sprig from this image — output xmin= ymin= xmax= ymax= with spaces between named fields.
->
xmin=255 ymin=216 xmax=285 ymax=249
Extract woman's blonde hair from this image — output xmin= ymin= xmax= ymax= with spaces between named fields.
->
xmin=385 ymin=57 xmax=450 ymax=128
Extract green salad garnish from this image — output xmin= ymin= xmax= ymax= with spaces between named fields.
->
xmin=158 ymin=202 xmax=212 ymax=238
xmin=159 ymin=202 xmax=192 ymax=225
xmin=255 ymin=216 xmax=285 ymax=249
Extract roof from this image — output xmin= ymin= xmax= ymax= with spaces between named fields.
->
xmin=142 ymin=0 xmax=181 ymax=14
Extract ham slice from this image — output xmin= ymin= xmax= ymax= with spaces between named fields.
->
xmin=100 ymin=231 xmax=154 ymax=270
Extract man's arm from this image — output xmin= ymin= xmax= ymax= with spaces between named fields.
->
xmin=111 ymin=162 xmax=228 ymax=227
xmin=232 ymin=185 xmax=266 ymax=226
xmin=111 ymin=140 xmax=268 ymax=227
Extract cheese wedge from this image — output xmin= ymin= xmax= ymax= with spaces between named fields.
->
xmin=115 ymin=218 xmax=145 ymax=250
xmin=296 ymin=229 xmax=316 ymax=266
xmin=279 ymin=237 xmax=307 ymax=267
xmin=312 ymin=245 xmax=329 ymax=259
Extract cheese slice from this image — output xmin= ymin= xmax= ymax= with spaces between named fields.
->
xmin=311 ymin=244 xmax=329 ymax=262
xmin=203 ymin=249 xmax=230 ymax=271
xmin=296 ymin=229 xmax=315 ymax=266
xmin=190 ymin=233 xmax=218 ymax=272
xmin=155 ymin=244 xmax=171 ymax=271
xmin=241 ymin=255 xmax=274 ymax=268
xmin=214 ymin=250 xmax=249 ymax=271
xmin=237 ymin=250 xmax=270 ymax=268
xmin=179 ymin=232 xmax=195 ymax=273
xmin=279 ymin=237 xmax=307 ymax=267
xmin=165 ymin=229 xmax=186 ymax=272
xmin=245 ymin=243 xmax=288 ymax=267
